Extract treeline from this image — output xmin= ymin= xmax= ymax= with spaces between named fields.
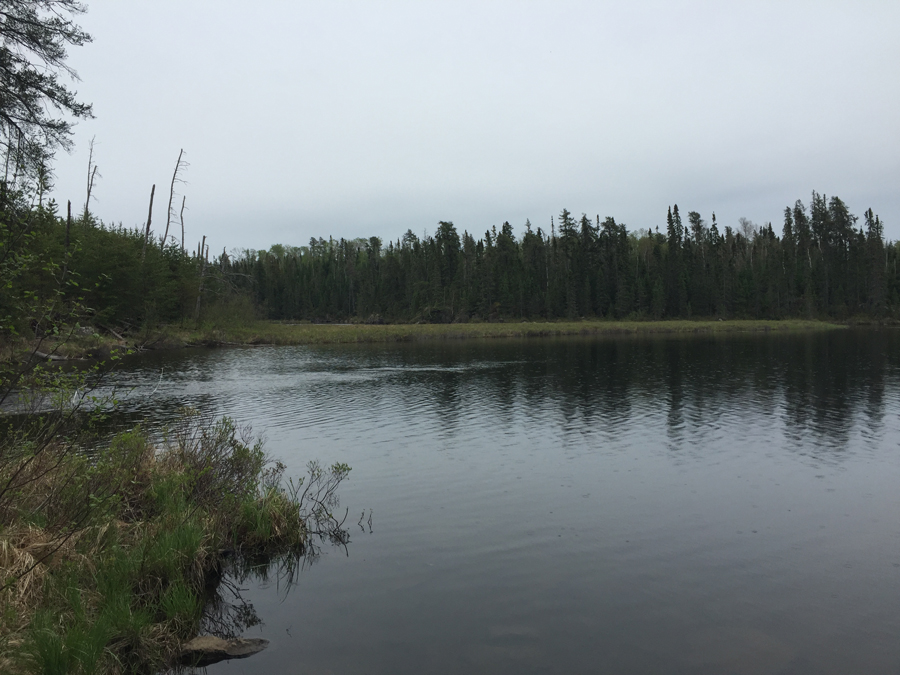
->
xmin=0 ymin=186 xmax=246 ymax=339
xmin=3 ymin=188 xmax=899 ymax=336
xmin=234 ymin=192 xmax=899 ymax=322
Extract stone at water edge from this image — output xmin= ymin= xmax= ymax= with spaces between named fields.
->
xmin=180 ymin=635 xmax=270 ymax=666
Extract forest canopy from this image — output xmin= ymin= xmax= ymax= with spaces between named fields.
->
xmin=0 ymin=8 xmax=896 ymax=331
xmin=229 ymin=195 xmax=896 ymax=324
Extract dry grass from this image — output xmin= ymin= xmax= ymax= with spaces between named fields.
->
xmin=181 ymin=318 xmax=845 ymax=348
xmin=0 ymin=413 xmax=341 ymax=674
xmin=3 ymin=318 xmax=846 ymax=362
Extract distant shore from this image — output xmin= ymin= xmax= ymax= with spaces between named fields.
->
xmin=178 ymin=318 xmax=848 ymax=348
xmin=18 ymin=319 xmax=855 ymax=361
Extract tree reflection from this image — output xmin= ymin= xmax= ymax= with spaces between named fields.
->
xmin=203 ymin=531 xmax=349 ymax=637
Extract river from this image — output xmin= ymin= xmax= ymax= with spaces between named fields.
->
xmin=108 ymin=329 xmax=900 ymax=674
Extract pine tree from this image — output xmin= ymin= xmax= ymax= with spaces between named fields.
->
xmin=0 ymin=0 xmax=93 ymax=181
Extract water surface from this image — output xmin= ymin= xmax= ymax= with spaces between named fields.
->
xmin=114 ymin=330 xmax=900 ymax=674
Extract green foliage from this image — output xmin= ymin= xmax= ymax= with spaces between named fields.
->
xmin=8 ymin=182 xmax=895 ymax=339
xmin=160 ymin=580 xmax=202 ymax=626
xmin=226 ymin=194 xmax=898 ymax=324
xmin=0 ymin=0 xmax=93 ymax=183
xmin=0 ymin=181 xmax=253 ymax=345
xmin=1 ymin=411 xmax=351 ymax=673
xmin=24 ymin=608 xmax=104 ymax=675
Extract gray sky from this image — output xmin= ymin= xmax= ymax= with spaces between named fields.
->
xmin=49 ymin=0 xmax=900 ymax=251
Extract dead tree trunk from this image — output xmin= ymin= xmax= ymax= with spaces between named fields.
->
xmin=142 ymin=184 xmax=156 ymax=262
xmin=83 ymin=136 xmax=98 ymax=221
xmin=65 ymin=201 xmax=72 ymax=251
xmin=179 ymin=196 xmax=186 ymax=253
xmin=163 ymin=148 xmax=187 ymax=245
xmin=61 ymin=200 xmax=73 ymax=280
xmin=194 ymin=234 xmax=207 ymax=321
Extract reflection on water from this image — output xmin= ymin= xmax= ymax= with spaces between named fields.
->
xmin=165 ymin=536 xmax=351 ymax=674
xmin=102 ymin=330 xmax=898 ymax=463
xmin=107 ymin=330 xmax=900 ymax=674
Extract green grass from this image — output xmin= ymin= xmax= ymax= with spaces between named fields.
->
xmin=16 ymin=492 xmax=202 ymax=674
xmin=1 ymin=414 xmax=347 ymax=674
xmin=181 ymin=318 xmax=845 ymax=347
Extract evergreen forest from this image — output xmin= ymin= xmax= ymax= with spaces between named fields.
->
xmin=3 ymin=189 xmax=899 ymax=335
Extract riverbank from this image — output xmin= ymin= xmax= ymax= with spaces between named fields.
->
xmin=18 ymin=319 xmax=850 ymax=361
xmin=0 ymin=411 xmax=350 ymax=673
xmin=190 ymin=318 xmax=846 ymax=346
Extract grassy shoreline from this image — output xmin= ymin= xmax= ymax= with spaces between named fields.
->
xmin=176 ymin=318 xmax=846 ymax=349
xmin=0 ymin=316 xmax=853 ymax=671
xmin=15 ymin=318 xmax=850 ymax=361
xmin=0 ymin=411 xmax=350 ymax=673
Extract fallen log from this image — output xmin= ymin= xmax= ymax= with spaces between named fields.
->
xmin=180 ymin=635 xmax=270 ymax=667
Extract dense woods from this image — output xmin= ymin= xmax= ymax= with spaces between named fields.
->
xmin=0 ymin=185 xmax=247 ymax=341
xmin=1 ymin=3 xmax=897 ymax=333
xmin=3 ymin=188 xmax=898 ymax=337
xmin=234 ymin=194 xmax=898 ymax=323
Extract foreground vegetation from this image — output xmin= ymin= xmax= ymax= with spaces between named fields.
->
xmin=0 ymin=406 xmax=350 ymax=674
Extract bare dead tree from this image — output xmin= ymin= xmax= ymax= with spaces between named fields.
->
xmin=65 ymin=201 xmax=71 ymax=252
xmin=180 ymin=195 xmax=186 ymax=253
xmin=195 ymin=234 xmax=207 ymax=321
xmin=141 ymin=184 xmax=155 ymax=262
xmin=163 ymin=148 xmax=188 ymax=245
xmin=83 ymin=136 xmax=100 ymax=221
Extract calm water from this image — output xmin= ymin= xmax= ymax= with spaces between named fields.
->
xmin=112 ymin=330 xmax=900 ymax=675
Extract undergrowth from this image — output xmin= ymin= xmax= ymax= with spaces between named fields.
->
xmin=0 ymin=411 xmax=350 ymax=674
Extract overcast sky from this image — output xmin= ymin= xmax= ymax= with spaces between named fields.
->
xmin=48 ymin=0 xmax=900 ymax=252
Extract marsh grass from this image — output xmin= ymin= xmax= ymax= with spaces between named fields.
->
xmin=14 ymin=319 xmax=845 ymax=361
xmin=179 ymin=318 xmax=845 ymax=348
xmin=0 ymin=412 xmax=350 ymax=674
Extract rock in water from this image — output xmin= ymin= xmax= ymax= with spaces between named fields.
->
xmin=180 ymin=635 xmax=270 ymax=666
